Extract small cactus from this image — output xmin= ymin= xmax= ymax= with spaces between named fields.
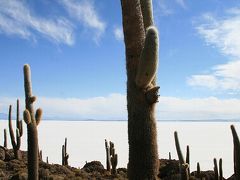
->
xmin=105 ymin=140 xmax=118 ymax=175
xmin=23 ymin=64 xmax=42 ymax=180
xmin=186 ymin=145 xmax=190 ymax=176
xmin=8 ymin=101 xmax=23 ymax=160
xmin=105 ymin=139 xmax=111 ymax=171
xmin=219 ymin=158 xmax=223 ymax=180
xmin=213 ymin=158 xmax=219 ymax=180
xmin=62 ymin=138 xmax=69 ymax=166
xmin=174 ymin=131 xmax=189 ymax=180
xmin=39 ymin=150 xmax=43 ymax=161
xmin=231 ymin=125 xmax=240 ymax=179
xmin=169 ymin=152 xmax=171 ymax=160
xmin=196 ymin=162 xmax=201 ymax=177
xmin=110 ymin=141 xmax=118 ymax=175
xmin=4 ymin=129 xmax=7 ymax=148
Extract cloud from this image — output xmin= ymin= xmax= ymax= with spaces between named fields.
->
xmin=0 ymin=0 xmax=74 ymax=45
xmin=196 ymin=11 xmax=240 ymax=58
xmin=113 ymin=26 xmax=123 ymax=41
xmin=155 ymin=0 xmax=174 ymax=16
xmin=60 ymin=0 xmax=106 ymax=42
xmin=189 ymin=9 xmax=240 ymax=92
xmin=1 ymin=94 xmax=240 ymax=120
xmin=175 ymin=0 xmax=187 ymax=9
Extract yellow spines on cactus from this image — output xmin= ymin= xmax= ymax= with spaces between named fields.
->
xmin=135 ymin=26 xmax=158 ymax=89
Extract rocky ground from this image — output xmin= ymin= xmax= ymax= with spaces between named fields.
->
xmin=0 ymin=147 xmax=236 ymax=179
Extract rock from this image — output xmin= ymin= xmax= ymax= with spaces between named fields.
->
xmin=0 ymin=147 xmax=6 ymax=160
xmin=82 ymin=161 xmax=105 ymax=173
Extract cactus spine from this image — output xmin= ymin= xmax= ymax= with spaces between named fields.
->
xmin=120 ymin=0 xmax=159 ymax=179
xmin=8 ymin=100 xmax=23 ymax=160
xmin=62 ymin=138 xmax=69 ymax=166
xmin=23 ymin=64 xmax=42 ymax=180
xmin=231 ymin=125 xmax=240 ymax=179
xmin=4 ymin=129 xmax=7 ymax=148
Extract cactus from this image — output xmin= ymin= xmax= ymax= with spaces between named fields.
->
xmin=214 ymin=158 xmax=219 ymax=180
xmin=62 ymin=138 xmax=69 ymax=166
xmin=230 ymin=125 xmax=240 ymax=179
xmin=109 ymin=141 xmax=118 ymax=175
xmin=174 ymin=131 xmax=184 ymax=164
xmin=174 ymin=131 xmax=190 ymax=180
xmin=39 ymin=150 xmax=42 ymax=161
xmin=120 ymin=0 xmax=159 ymax=178
xmin=169 ymin=152 xmax=172 ymax=160
xmin=8 ymin=101 xmax=23 ymax=160
xmin=23 ymin=64 xmax=42 ymax=180
xmin=4 ymin=129 xmax=7 ymax=148
xmin=219 ymin=158 xmax=223 ymax=180
xmin=105 ymin=139 xmax=111 ymax=171
xmin=46 ymin=156 xmax=49 ymax=164
xmin=105 ymin=140 xmax=118 ymax=174
xmin=186 ymin=145 xmax=190 ymax=176
xmin=196 ymin=162 xmax=201 ymax=177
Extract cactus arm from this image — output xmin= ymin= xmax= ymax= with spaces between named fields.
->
xmin=8 ymin=105 xmax=17 ymax=149
xmin=135 ymin=26 xmax=159 ymax=89
xmin=16 ymin=129 xmax=21 ymax=150
xmin=35 ymin=108 xmax=42 ymax=126
xmin=174 ymin=131 xmax=185 ymax=164
xmin=23 ymin=110 xmax=31 ymax=125
xmin=140 ymin=0 xmax=154 ymax=31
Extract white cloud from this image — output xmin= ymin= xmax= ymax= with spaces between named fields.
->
xmin=155 ymin=0 xmax=174 ymax=16
xmin=196 ymin=11 xmax=240 ymax=58
xmin=113 ymin=26 xmax=123 ymax=41
xmin=189 ymin=9 xmax=240 ymax=92
xmin=175 ymin=0 xmax=186 ymax=9
xmin=1 ymin=94 xmax=240 ymax=121
xmin=0 ymin=0 xmax=74 ymax=45
xmin=60 ymin=0 xmax=106 ymax=42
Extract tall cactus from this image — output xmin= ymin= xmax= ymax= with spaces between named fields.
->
xmin=8 ymin=100 xmax=23 ymax=160
xmin=230 ymin=125 xmax=240 ymax=179
xmin=23 ymin=64 xmax=42 ymax=180
xmin=120 ymin=0 xmax=159 ymax=179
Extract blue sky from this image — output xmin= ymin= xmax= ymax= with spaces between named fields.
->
xmin=0 ymin=0 xmax=240 ymax=120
